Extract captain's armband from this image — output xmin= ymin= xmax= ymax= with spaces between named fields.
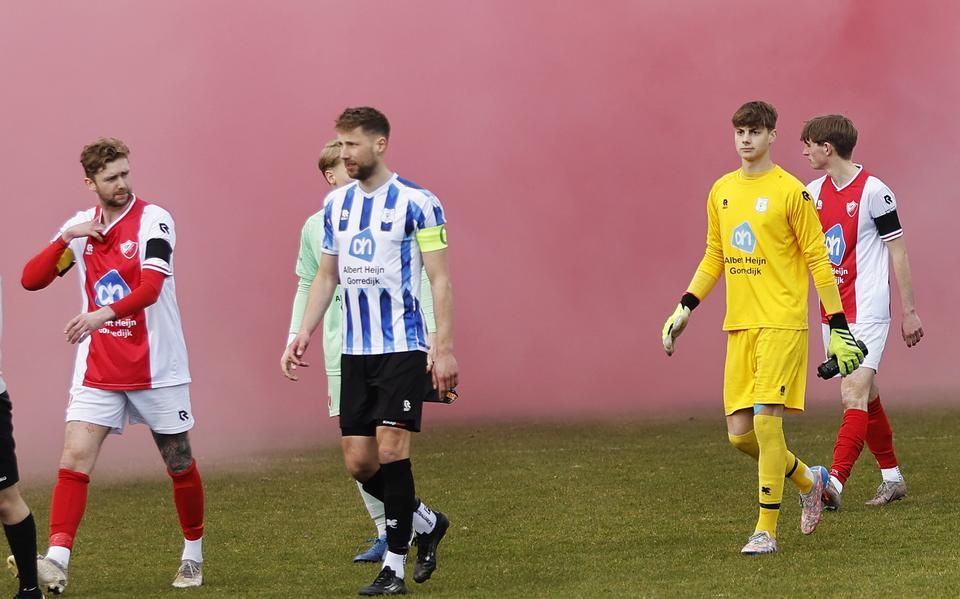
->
xmin=416 ymin=225 xmax=448 ymax=253
xmin=56 ymin=248 xmax=76 ymax=276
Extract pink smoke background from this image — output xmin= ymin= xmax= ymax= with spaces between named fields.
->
xmin=1 ymin=1 xmax=956 ymax=477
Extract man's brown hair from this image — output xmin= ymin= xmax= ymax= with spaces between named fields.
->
xmin=80 ymin=137 xmax=130 ymax=179
xmin=317 ymin=139 xmax=341 ymax=174
xmin=732 ymin=101 xmax=778 ymax=131
xmin=801 ymin=115 xmax=858 ymax=159
xmin=335 ymin=106 xmax=390 ymax=138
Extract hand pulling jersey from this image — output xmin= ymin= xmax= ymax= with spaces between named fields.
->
xmin=56 ymin=195 xmax=190 ymax=390
xmin=807 ymin=166 xmax=903 ymax=324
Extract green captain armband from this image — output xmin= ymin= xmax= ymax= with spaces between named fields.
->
xmin=416 ymin=225 xmax=448 ymax=252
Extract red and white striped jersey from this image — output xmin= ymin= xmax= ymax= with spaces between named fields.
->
xmin=807 ymin=167 xmax=903 ymax=324
xmin=56 ymin=196 xmax=191 ymax=390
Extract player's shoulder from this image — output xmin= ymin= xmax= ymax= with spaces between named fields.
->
xmin=324 ymin=181 xmax=358 ymax=207
xmin=393 ymin=174 xmax=438 ymax=204
xmin=139 ymin=197 xmax=174 ymax=221
xmin=711 ymin=169 xmax=742 ymax=189
xmin=772 ymin=165 xmax=807 ymax=191
xmin=66 ymin=206 xmax=98 ymax=224
xmin=862 ymin=170 xmax=893 ymax=195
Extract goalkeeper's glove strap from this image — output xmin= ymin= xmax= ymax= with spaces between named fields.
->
xmin=828 ymin=312 xmax=850 ymax=331
xmin=680 ymin=292 xmax=700 ymax=311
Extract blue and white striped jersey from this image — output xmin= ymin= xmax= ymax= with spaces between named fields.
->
xmin=321 ymin=173 xmax=446 ymax=355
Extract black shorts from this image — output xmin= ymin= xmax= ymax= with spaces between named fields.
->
xmin=0 ymin=391 xmax=21 ymax=490
xmin=340 ymin=351 xmax=434 ymax=436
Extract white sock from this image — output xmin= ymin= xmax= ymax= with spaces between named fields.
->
xmin=413 ymin=500 xmax=437 ymax=535
xmin=356 ymin=481 xmax=386 ymax=538
xmin=881 ymin=466 xmax=904 ymax=483
xmin=382 ymin=551 xmax=406 ymax=579
xmin=46 ymin=546 xmax=71 ymax=568
xmin=830 ymin=477 xmax=844 ymax=494
xmin=182 ymin=537 xmax=203 ymax=563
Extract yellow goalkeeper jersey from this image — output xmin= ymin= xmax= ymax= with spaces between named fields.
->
xmin=690 ymin=165 xmax=839 ymax=331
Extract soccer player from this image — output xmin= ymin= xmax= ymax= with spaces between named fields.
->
xmin=283 ymin=139 xmax=437 ymax=563
xmin=282 ymin=107 xmax=458 ymax=595
xmin=0 ymin=279 xmax=44 ymax=599
xmin=18 ymin=138 xmax=205 ymax=593
xmin=662 ymin=101 xmax=865 ymax=555
xmin=802 ymin=114 xmax=923 ymax=509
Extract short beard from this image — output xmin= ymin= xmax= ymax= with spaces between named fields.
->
xmin=98 ymin=188 xmax=132 ymax=208
xmin=352 ymin=162 xmax=376 ymax=182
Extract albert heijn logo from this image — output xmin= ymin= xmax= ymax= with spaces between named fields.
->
xmin=93 ymin=269 xmax=131 ymax=307
xmin=731 ymin=221 xmax=757 ymax=253
xmin=824 ymin=223 xmax=846 ymax=266
xmin=349 ymin=228 xmax=376 ymax=262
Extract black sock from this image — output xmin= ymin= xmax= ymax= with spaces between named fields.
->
xmin=4 ymin=512 xmax=38 ymax=592
xmin=381 ymin=459 xmax=416 ymax=556
xmin=360 ymin=468 xmax=385 ymax=502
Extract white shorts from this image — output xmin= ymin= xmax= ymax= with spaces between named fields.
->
xmin=820 ymin=322 xmax=889 ymax=373
xmin=66 ymin=384 xmax=195 ymax=435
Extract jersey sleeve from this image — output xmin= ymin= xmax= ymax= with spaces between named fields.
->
xmin=867 ymin=181 xmax=903 ymax=241
xmin=141 ymin=207 xmax=176 ymax=275
xmin=687 ymin=184 xmax=723 ymax=300
xmin=321 ymin=198 xmax=339 ymax=256
xmin=54 ymin=210 xmax=95 ymax=268
xmin=789 ymin=187 xmax=843 ymax=314
xmin=295 ymin=214 xmax=323 ymax=281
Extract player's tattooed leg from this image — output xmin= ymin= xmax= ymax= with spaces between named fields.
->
xmin=153 ymin=432 xmax=194 ymax=473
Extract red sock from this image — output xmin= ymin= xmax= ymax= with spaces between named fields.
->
xmin=829 ymin=409 xmax=868 ymax=485
xmin=48 ymin=469 xmax=90 ymax=549
xmin=169 ymin=459 xmax=204 ymax=540
xmin=866 ymin=396 xmax=899 ymax=468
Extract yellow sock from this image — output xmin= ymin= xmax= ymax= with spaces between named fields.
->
xmin=754 ymin=414 xmax=787 ymax=536
xmin=785 ymin=451 xmax=814 ymax=494
xmin=728 ymin=431 xmax=760 ymax=460
xmin=730 ymin=429 xmax=816 ymax=495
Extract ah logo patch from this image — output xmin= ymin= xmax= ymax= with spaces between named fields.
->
xmin=824 ymin=223 xmax=845 ymax=266
xmin=731 ymin=222 xmax=757 ymax=253
xmin=120 ymin=240 xmax=138 ymax=259
xmin=349 ymin=228 xmax=376 ymax=262
xmin=93 ymin=269 xmax=131 ymax=307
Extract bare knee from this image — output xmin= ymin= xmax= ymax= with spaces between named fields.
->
xmin=0 ymin=486 xmax=28 ymax=524
xmin=342 ymin=437 xmax=378 ymax=481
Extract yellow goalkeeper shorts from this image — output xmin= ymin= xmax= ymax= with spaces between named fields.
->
xmin=723 ymin=328 xmax=808 ymax=415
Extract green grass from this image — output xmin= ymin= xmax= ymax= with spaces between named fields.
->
xmin=15 ymin=407 xmax=960 ymax=598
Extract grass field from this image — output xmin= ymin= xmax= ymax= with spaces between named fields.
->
xmin=11 ymin=407 xmax=960 ymax=598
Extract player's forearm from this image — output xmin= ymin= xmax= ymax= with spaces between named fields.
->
xmin=108 ymin=269 xmax=165 ymax=318
xmin=288 ymin=278 xmax=311 ymax=340
xmin=419 ymin=269 xmax=436 ymax=333
xmin=888 ymin=240 xmax=918 ymax=314
xmin=299 ymin=271 xmax=337 ymax=336
xmin=428 ymin=274 xmax=454 ymax=353
xmin=22 ymin=238 xmax=69 ymax=290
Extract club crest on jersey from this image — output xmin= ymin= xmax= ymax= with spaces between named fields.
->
xmin=755 ymin=197 xmax=768 ymax=213
xmin=93 ymin=269 xmax=131 ymax=307
xmin=731 ymin=222 xmax=756 ymax=253
xmin=846 ymin=201 xmax=859 ymax=217
xmin=349 ymin=229 xmax=376 ymax=262
xmin=824 ymin=223 xmax=845 ymax=266
xmin=120 ymin=240 xmax=138 ymax=259
xmin=381 ymin=208 xmax=396 ymax=223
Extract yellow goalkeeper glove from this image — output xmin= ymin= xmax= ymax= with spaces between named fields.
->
xmin=827 ymin=314 xmax=865 ymax=376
